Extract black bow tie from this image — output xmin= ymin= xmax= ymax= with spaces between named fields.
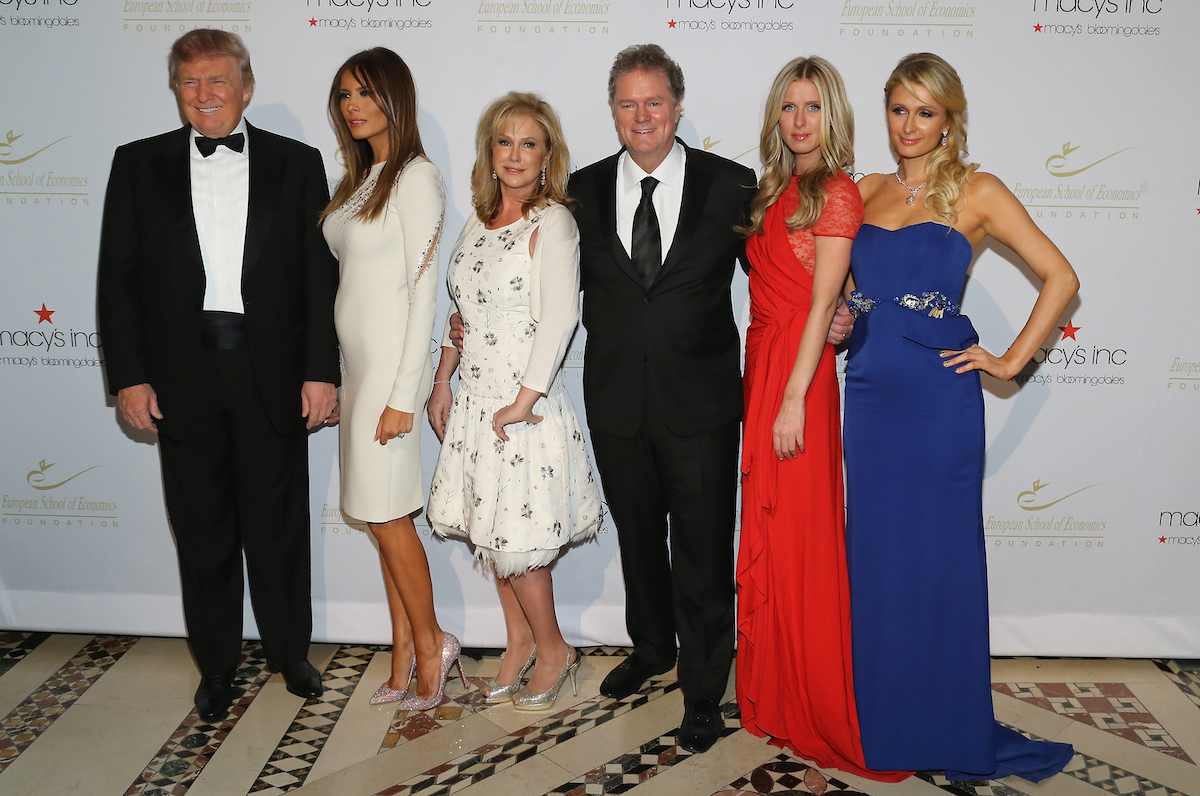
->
xmin=195 ymin=133 xmax=245 ymax=157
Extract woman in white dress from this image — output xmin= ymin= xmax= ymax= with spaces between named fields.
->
xmin=427 ymin=93 xmax=602 ymax=710
xmin=322 ymin=48 xmax=463 ymax=710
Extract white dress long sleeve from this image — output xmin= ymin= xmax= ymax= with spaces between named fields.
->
xmin=428 ymin=203 xmax=601 ymax=576
xmin=324 ymin=158 xmax=444 ymax=522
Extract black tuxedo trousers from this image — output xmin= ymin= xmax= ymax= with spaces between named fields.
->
xmin=589 ymin=382 xmax=739 ymax=703
xmin=159 ymin=345 xmax=312 ymax=676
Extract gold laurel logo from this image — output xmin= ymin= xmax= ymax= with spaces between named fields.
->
xmin=1016 ymin=479 xmax=1098 ymax=511
xmin=1045 ymin=142 xmax=1132 ymax=178
xmin=26 ymin=459 xmax=100 ymax=491
xmin=0 ymin=130 xmax=71 ymax=166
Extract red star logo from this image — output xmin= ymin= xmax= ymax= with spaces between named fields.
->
xmin=1058 ymin=320 xmax=1080 ymax=341
xmin=1159 ymin=536 xmax=1167 ymax=543
xmin=309 ymin=17 xmax=317 ymax=26
xmin=668 ymin=19 xmax=676 ymax=28
xmin=1033 ymin=23 xmax=1043 ymax=31
xmin=34 ymin=303 xmax=55 ymax=324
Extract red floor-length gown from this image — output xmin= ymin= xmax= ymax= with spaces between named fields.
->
xmin=737 ymin=172 xmax=909 ymax=783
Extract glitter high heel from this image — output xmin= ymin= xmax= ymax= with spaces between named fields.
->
xmin=395 ymin=632 xmax=466 ymax=711
xmin=484 ymin=645 xmax=536 ymax=704
xmin=512 ymin=647 xmax=579 ymax=712
xmin=369 ymin=655 xmax=417 ymax=705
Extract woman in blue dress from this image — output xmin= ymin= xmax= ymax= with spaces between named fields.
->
xmin=844 ymin=52 xmax=1079 ymax=781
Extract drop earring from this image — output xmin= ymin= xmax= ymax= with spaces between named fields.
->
xmin=540 ymin=166 xmax=546 ymax=187
xmin=491 ymin=170 xmax=497 ymax=180
xmin=940 ymin=130 xmax=949 ymax=147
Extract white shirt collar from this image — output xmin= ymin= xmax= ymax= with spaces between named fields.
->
xmin=190 ymin=117 xmax=250 ymax=158
xmin=620 ymin=140 xmax=685 ymax=195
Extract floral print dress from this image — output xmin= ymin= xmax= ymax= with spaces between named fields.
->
xmin=428 ymin=206 xmax=601 ymax=576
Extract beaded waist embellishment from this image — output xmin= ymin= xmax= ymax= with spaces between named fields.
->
xmin=849 ymin=290 xmax=961 ymax=319
xmin=894 ymin=291 xmax=961 ymax=319
xmin=848 ymin=291 xmax=878 ymax=318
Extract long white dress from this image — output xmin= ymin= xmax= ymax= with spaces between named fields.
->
xmin=323 ymin=157 xmax=444 ymax=523
xmin=428 ymin=203 xmax=601 ymax=576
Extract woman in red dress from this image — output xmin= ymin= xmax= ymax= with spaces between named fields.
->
xmin=736 ymin=56 xmax=908 ymax=783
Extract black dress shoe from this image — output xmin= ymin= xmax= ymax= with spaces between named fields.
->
xmin=195 ymin=672 xmax=234 ymax=722
xmin=599 ymin=656 xmax=674 ymax=700
xmin=281 ymin=659 xmax=323 ymax=699
xmin=679 ymin=699 xmax=723 ymax=754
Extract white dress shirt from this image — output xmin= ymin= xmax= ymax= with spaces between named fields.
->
xmin=191 ymin=118 xmax=250 ymax=313
xmin=616 ymin=141 xmax=686 ymax=259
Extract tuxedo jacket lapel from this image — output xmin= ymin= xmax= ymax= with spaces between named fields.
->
xmin=594 ymin=154 xmax=644 ymax=287
xmin=242 ymin=122 xmax=281 ymax=277
xmin=154 ymin=126 xmax=204 ymax=272
xmin=655 ymin=142 xmax=713 ymax=285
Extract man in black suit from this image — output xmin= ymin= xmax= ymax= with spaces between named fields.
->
xmin=98 ymin=30 xmax=338 ymax=722
xmin=567 ymin=44 xmax=755 ymax=753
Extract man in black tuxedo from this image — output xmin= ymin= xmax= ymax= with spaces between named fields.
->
xmin=567 ymin=44 xmax=755 ymax=753
xmin=98 ymin=30 xmax=338 ymax=722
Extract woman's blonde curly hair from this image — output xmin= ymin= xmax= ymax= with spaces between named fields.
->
xmin=885 ymin=52 xmax=979 ymax=226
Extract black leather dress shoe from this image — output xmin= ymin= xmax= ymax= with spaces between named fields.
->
xmin=679 ymin=699 xmax=723 ymax=754
xmin=599 ymin=656 xmax=674 ymax=700
xmin=194 ymin=672 xmax=234 ymax=722
xmin=281 ymin=659 xmax=323 ymax=699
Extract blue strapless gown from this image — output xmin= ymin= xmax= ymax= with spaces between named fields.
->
xmin=844 ymin=223 xmax=1073 ymax=781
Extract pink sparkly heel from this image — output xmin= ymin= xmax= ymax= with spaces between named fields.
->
xmin=395 ymin=632 xmax=466 ymax=711
xmin=369 ymin=655 xmax=417 ymax=705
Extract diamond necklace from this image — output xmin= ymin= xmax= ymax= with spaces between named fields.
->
xmin=895 ymin=169 xmax=926 ymax=205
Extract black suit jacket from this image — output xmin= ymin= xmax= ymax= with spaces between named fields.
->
xmin=98 ymin=122 xmax=339 ymax=440
xmin=569 ymin=140 xmax=755 ymax=437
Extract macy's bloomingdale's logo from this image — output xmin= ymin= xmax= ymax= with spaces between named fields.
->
xmin=663 ymin=0 xmax=799 ymax=34
xmin=1012 ymin=141 xmax=1140 ymax=221
xmin=1158 ymin=509 xmax=1200 ymax=547
xmin=985 ymin=477 xmax=1105 ymax=549
xmin=1030 ymin=0 xmax=1164 ymax=39
xmin=1 ymin=0 xmax=82 ymax=29
xmin=0 ymin=302 xmax=104 ymax=370
xmin=1013 ymin=319 xmax=1128 ymax=387
xmin=307 ymin=0 xmax=435 ymax=32
xmin=3 ymin=459 xmax=118 ymax=528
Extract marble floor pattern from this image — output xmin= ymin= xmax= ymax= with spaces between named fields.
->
xmin=2 ymin=632 xmax=1200 ymax=796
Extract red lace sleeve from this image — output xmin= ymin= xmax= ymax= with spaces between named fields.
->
xmin=812 ymin=172 xmax=864 ymax=239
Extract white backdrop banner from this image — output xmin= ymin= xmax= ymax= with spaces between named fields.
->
xmin=2 ymin=0 xmax=1198 ymax=656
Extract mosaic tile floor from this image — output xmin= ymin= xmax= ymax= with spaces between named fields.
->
xmin=2 ymin=633 xmax=1200 ymax=796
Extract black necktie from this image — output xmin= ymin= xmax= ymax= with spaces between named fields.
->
xmin=630 ymin=176 xmax=662 ymax=287
xmin=195 ymin=133 xmax=245 ymax=158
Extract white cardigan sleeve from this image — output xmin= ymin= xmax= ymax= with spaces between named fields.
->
xmin=386 ymin=158 xmax=444 ymax=413
xmin=521 ymin=204 xmax=581 ymax=393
